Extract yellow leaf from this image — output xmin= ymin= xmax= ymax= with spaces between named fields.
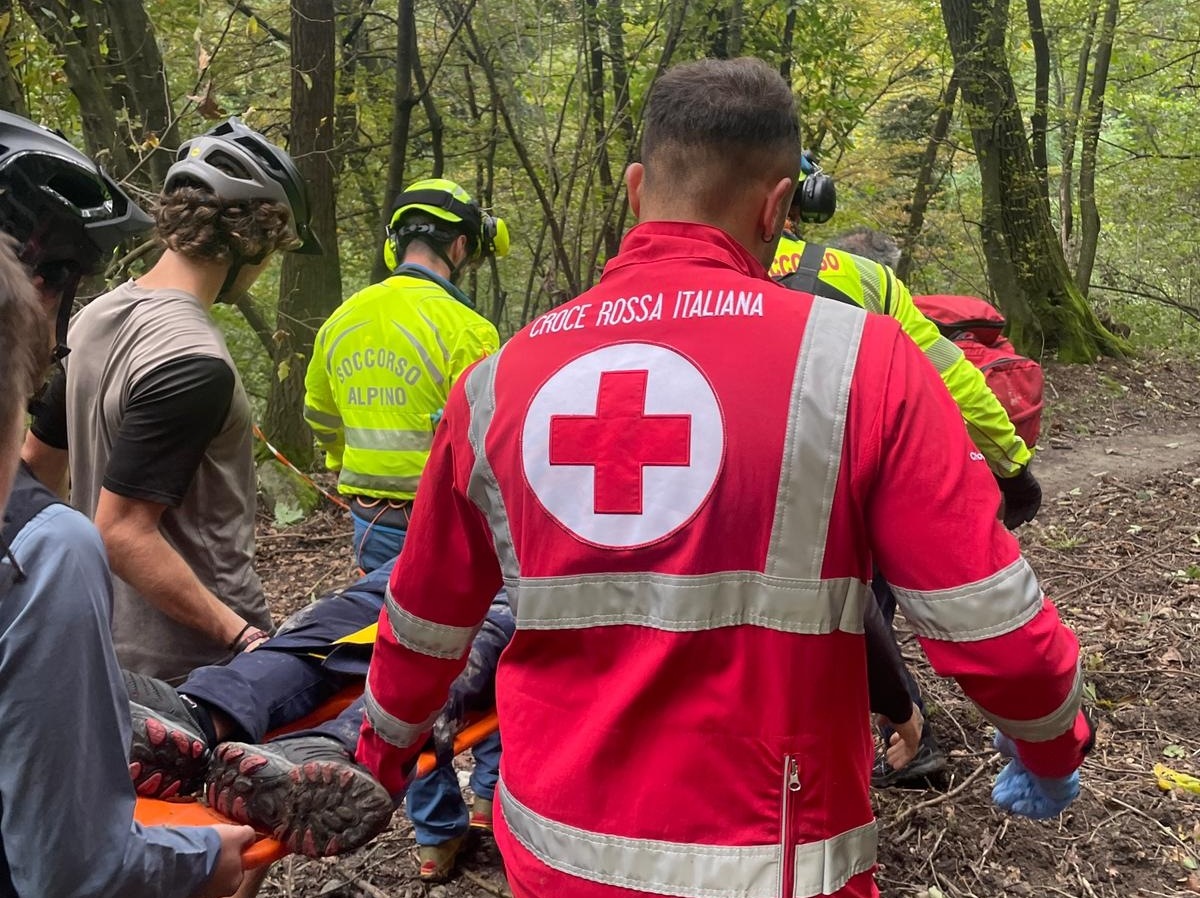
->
xmin=0 ymin=11 xmax=11 ymax=39
xmin=276 ymin=358 xmax=290 ymax=382
xmin=246 ymin=16 xmax=260 ymax=38
xmin=1153 ymin=763 xmax=1200 ymax=795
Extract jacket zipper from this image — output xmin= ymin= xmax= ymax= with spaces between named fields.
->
xmin=780 ymin=755 xmax=801 ymax=898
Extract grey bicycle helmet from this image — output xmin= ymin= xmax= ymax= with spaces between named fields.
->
xmin=166 ymin=117 xmax=321 ymax=255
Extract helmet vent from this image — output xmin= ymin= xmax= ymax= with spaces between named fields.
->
xmin=205 ymin=149 xmax=251 ymax=181
xmin=234 ymin=136 xmax=284 ymax=174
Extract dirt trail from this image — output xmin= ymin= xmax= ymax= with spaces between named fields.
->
xmin=1036 ymin=429 xmax=1200 ymax=499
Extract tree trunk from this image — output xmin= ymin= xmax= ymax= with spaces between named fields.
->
xmin=18 ymin=0 xmax=135 ymax=176
xmin=1025 ymin=0 xmax=1051 ymax=211
xmin=940 ymin=0 xmax=1125 ymax=361
xmin=898 ymin=72 xmax=959 ymax=283
xmin=104 ymin=0 xmax=178 ymax=186
xmin=1058 ymin=0 xmax=1100 ymax=261
xmin=264 ymin=0 xmax=343 ymax=467
xmin=0 ymin=1 xmax=26 ymax=115
xmin=1074 ymin=0 xmax=1119 ymax=298
xmin=583 ymin=0 xmax=618 ymax=262
xmin=371 ymin=0 xmax=417 ymax=283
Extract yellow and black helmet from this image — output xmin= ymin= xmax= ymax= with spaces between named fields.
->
xmin=383 ymin=178 xmax=508 ymax=271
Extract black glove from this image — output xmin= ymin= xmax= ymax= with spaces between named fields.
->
xmin=996 ymin=467 xmax=1042 ymax=529
xmin=430 ymin=689 xmax=465 ymax=769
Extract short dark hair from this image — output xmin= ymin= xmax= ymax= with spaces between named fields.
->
xmin=829 ymin=226 xmax=901 ymax=269
xmin=0 ymin=234 xmax=45 ymax=440
xmin=641 ymin=58 xmax=801 ymax=199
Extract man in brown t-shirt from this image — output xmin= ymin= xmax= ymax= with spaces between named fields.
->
xmin=23 ymin=118 xmax=322 ymax=682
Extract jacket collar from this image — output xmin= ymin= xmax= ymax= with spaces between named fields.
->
xmin=601 ymin=222 xmax=772 ymax=282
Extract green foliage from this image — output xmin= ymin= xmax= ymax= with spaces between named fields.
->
xmin=5 ymin=0 xmax=1198 ymax=362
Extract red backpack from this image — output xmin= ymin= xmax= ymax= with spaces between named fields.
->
xmin=912 ymin=294 xmax=1044 ymax=448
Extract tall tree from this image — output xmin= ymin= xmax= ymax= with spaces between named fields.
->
xmin=1074 ymin=0 xmax=1120 ymax=298
xmin=105 ymin=0 xmax=179 ymax=185
xmin=0 ymin=0 xmax=25 ymax=114
xmin=263 ymin=0 xmax=343 ymax=465
xmin=371 ymin=0 xmax=418 ymax=283
xmin=18 ymin=0 xmax=135 ymax=175
xmin=940 ymin=0 xmax=1125 ymax=360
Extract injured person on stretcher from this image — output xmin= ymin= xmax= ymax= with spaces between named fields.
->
xmin=124 ymin=558 xmax=513 ymax=864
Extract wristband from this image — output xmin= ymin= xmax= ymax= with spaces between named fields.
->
xmin=228 ymin=622 xmax=269 ymax=653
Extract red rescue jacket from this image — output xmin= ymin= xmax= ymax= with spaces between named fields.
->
xmin=358 ymin=222 xmax=1091 ymax=898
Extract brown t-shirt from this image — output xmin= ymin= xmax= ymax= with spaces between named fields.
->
xmin=61 ymin=280 xmax=270 ymax=681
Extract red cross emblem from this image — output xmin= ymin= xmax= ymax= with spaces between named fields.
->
xmin=548 ymin=370 xmax=692 ymax=515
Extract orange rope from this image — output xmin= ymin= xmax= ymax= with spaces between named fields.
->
xmin=252 ymin=423 xmax=349 ymax=511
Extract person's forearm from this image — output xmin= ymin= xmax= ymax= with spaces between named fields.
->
xmin=104 ymin=524 xmax=251 ymax=648
xmin=20 ymin=432 xmax=70 ymax=498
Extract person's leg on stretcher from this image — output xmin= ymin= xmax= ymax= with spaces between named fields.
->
xmin=125 ymin=558 xmax=514 ymax=860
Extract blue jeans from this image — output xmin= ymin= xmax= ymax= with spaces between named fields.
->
xmin=406 ymin=731 xmax=502 ymax=845
xmin=351 ymin=510 xmax=407 ymax=573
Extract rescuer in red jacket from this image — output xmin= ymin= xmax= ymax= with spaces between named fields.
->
xmin=355 ymin=57 xmax=1093 ymax=897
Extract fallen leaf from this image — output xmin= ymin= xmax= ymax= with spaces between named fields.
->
xmin=1186 ymin=872 xmax=1200 ymax=894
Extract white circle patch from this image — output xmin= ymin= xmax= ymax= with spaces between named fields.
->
xmin=522 ymin=342 xmax=723 ymax=547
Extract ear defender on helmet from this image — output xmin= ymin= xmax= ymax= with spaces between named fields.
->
xmin=478 ymin=213 xmax=510 ymax=260
xmin=793 ymin=150 xmax=837 ymax=225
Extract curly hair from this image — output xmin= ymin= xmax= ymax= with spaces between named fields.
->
xmin=0 ymin=234 xmax=46 ymax=439
xmin=153 ymin=184 xmax=300 ymax=265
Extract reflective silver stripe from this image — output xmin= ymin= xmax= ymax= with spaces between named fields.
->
xmin=324 ymin=320 xmax=368 ymax=372
xmin=499 ymin=783 xmax=780 ymax=898
xmin=768 ymin=299 xmax=865 ymax=581
xmin=392 ymin=319 xmax=446 ymax=386
xmin=338 ymin=470 xmax=422 ymax=494
xmin=792 ymin=821 xmax=877 ymax=898
xmin=500 ymin=784 xmax=876 ymax=898
xmin=513 ymin=572 xmax=868 ymax=636
xmin=925 ymin=336 xmax=964 ymax=374
xmin=303 ymin=406 xmax=343 ymax=429
xmin=462 ymin=347 xmax=521 ymax=584
xmin=362 ymin=682 xmax=441 ymax=749
xmin=384 ymin=582 xmax=476 ymax=659
xmin=891 ymin=557 xmax=1043 ymax=642
xmin=979 ymin=659 xmax=1084 ymax=742
xmin=344 ymin=426 xmax=434 ymax=452
xmin=418 ymin=309 xmax=451 ymax=369
xmin=312 ymin=429 xmax=338 ymax=445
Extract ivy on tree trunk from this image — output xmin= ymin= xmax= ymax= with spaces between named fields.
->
xmin=940 ymin=0 xmax=1126 ymax=362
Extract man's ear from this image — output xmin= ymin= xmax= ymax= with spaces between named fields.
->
xmin=760 ymin=176 xmax=795 ymax=243
xmin=454 ymin=233 xmax=471 ymax=264
xmin=625 ymin=163 xmax=645 ymax=219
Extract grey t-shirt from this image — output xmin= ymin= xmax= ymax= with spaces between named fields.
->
xmin=63 ymin=280 xmax=271 ymax=681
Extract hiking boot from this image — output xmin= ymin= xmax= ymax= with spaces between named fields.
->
xmin=415 ymin=833 xmax=467 ymax=882
xmin=469 ymin=796 xmax=494 ymax=832
xmin=872 ymin=732 xmax=948 ymax=788
xmin=205 ymin=735 xmax=393 ymax=858
xmin=123 ymin=671 xmax=211 ymax=799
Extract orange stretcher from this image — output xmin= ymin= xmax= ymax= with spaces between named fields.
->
xmin=134 ymin=686 xmax=498 ymax=867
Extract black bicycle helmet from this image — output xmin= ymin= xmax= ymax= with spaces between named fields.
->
xmin=0 ymin=110 xmax=153 ymax=361
xmin=0 ymin=110 xmax=152 ymax=273
xmin=166 ymin=117 xmax=322 ymax=255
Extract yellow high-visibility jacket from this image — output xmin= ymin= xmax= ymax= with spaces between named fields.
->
xmin=304 ymin=266 xmax=500 ymax=499
xmin=772 ymin=232 xmax=1032 ymax=477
